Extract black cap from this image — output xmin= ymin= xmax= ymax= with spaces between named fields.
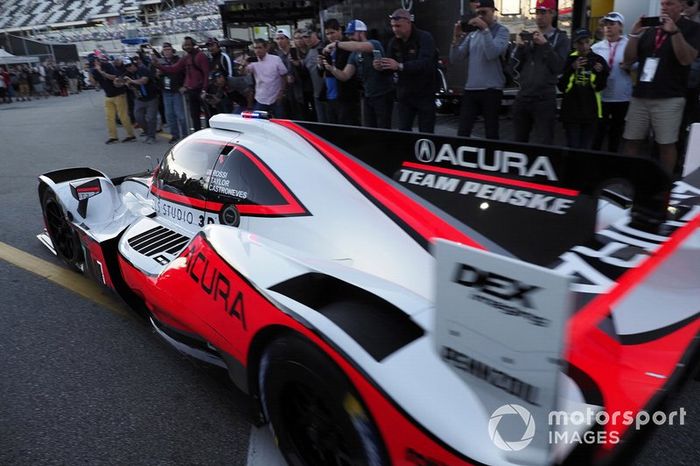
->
xmin=477 ymin=0 xmax=498 ymax=9
xmin=573 ymin=28 xmax=591 ymax=42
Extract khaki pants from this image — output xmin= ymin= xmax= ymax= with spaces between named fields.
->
xmin=104 ymin=94 xmax=134 ymax=139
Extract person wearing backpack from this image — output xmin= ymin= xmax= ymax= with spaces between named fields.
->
xmin=449 ymin=0 xmax=510 ymax=139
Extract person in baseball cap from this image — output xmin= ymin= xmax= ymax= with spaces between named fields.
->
xmin=345 ymin=19 xmax=367 ymax=35
xmin=535 ymin=0 xmax=556 ymax=11
xmin=572 ymin=27 xmax=591 ymax=42
xmin=511 ymin=0 xmax=570 ymax=145
xmin=591 ymin=11 xmax=631 ymax=153
xmin=389 ymin=8 xmax=412 ymax=21
xmin=601 ymin=11 xmax=625 ymax=25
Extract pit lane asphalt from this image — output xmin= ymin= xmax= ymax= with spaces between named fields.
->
xmin=0 ymin=92 xmax=697 ymax=465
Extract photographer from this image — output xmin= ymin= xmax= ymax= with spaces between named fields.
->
xmin=203 ymin=71 xmax=235 ymax=114
xmin=622 ymin=0 xmax=700 ymax=175
xmin=157 ymin=42 xmax=187 ymax=143
xmin=323 ymin=19 xmax=395 ymax=128
xmin=319 ymin=19 xmax=361 ymax=125
xmin=510 ymin=0 xmax=570 ymax=145
xmin=379 ymin=8 xmax=438 ymax=133
xmin=91 ymin=56 xmax=136 ymax=144
xmin=449 ymin=0 xmax=510 ymax=139
xmin=302 ymin=29 xmax=328 ymax=122
xmin=558 ymin=29 xmax=609 ymax=149
xmin=123 ymin=57 xmax=159 ymax=144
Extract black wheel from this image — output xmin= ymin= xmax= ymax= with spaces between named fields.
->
xmin=42 ymin=188 xmax=83 ymax=271
xmin=258 ymin=335 xmax=387 ymax=466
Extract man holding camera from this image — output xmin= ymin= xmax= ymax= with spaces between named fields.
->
xmin=91 ymin=56 xmax=136 ymax=144
xmin=558 ymin=29 xmax=609 ymax=149
xmin=319 ymin=19 xmax=361 ymax=125
xmin=449 ymin=0 xmax=510 ymax=139
xmin=302 ymin=29 xmax=328 ymax=122
xmin=511 ymin=0 xmax=570 ymax=145
xmin=322 ymin=20 xmax=394 ymax=128
xmin=378 ymin=8 xmax=438 ymax=133
xmin=123 ymin=57 xmax=159 ymax=144
xmin=622 ymin=0 xmax=700 ymax=175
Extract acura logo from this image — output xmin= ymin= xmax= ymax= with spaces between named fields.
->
xmin=415 ymin=139 xmax=435 ymax=163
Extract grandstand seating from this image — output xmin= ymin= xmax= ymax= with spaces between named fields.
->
xmin=0 ymin=0 xmax=219 ymax=32
xmin=1 ymin=0 xmax=222 ymax=46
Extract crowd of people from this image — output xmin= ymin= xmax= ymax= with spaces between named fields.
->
xmin=9 ymin=0 xmax=700 ymax=176
xmin=0 ymin=61 xmax=83 ymax=103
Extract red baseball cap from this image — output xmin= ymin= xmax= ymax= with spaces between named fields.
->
xmin=535 ymin=0 xmax=557 ymax=10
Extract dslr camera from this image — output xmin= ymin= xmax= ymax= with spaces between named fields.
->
xmin=460 ymin=10 xmax=478 ymax=33
xmin=519 ymin=31 xmax=534 ymax=43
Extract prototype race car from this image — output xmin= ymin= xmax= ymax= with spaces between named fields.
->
xmin=37 ymin=112 xmax=700 ymax=466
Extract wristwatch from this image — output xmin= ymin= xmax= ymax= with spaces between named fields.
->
xmin=398 ymin=63 xmax=404 ymax=72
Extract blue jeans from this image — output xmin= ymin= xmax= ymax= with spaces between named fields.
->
xmin=134 ymin=98 xmax=159 ymax=138
xmin=163 ymin=91 xmax=187 ymax=139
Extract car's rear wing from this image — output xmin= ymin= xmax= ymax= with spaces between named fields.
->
xmin=285 ymin=122 xmax=673 ymax=266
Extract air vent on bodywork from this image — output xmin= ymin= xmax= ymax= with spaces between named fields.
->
xmin=271 ymin=273 xmax=425 ymax=361
xmin=127 ymin=225 xmax=190 ymax=257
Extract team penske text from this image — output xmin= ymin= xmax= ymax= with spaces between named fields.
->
xmin=398 ymin=169 xmax=574 ymax=215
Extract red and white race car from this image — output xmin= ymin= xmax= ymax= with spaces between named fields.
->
xmin=38 ymin=113 xmax=700 ymax=466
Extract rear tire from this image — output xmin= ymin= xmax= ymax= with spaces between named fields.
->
xmin=42 ymin=188 xmax=83 ymax=272
xmin=258 ymin=334 xmax=387 ymax=466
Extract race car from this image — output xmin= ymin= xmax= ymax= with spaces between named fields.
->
xmin=37 ymin=112 xmax=700 ymax=466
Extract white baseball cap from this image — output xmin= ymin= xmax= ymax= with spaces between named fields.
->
xmin=602 ymin=12 xmax=625 ymax=25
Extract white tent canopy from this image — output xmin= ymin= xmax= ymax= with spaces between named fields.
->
xmin=0 ymin=48 xmax=39 ymax=65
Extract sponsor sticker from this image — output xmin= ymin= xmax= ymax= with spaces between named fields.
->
xmin=434 ymin=239 xmax=573 ymax=464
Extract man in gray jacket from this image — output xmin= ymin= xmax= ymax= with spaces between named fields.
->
xmin=510 ymin=0 xmax=570 ymax=145
xmin=450 ymin=0 xmax=510 ymax=138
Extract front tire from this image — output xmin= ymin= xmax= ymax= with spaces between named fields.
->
xmin=258 ymin=334 xmax=387 ymax=466
xmin=42 ymin=188 xmax=83 ymax=271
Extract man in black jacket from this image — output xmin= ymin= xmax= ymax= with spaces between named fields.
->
xmin=510 ymin=0 xmax=570 ymax=145
xmin=377 ymin=8 xmax=438 ymax=133
xmin=91 ymin=57 xmax=136 ymax=144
